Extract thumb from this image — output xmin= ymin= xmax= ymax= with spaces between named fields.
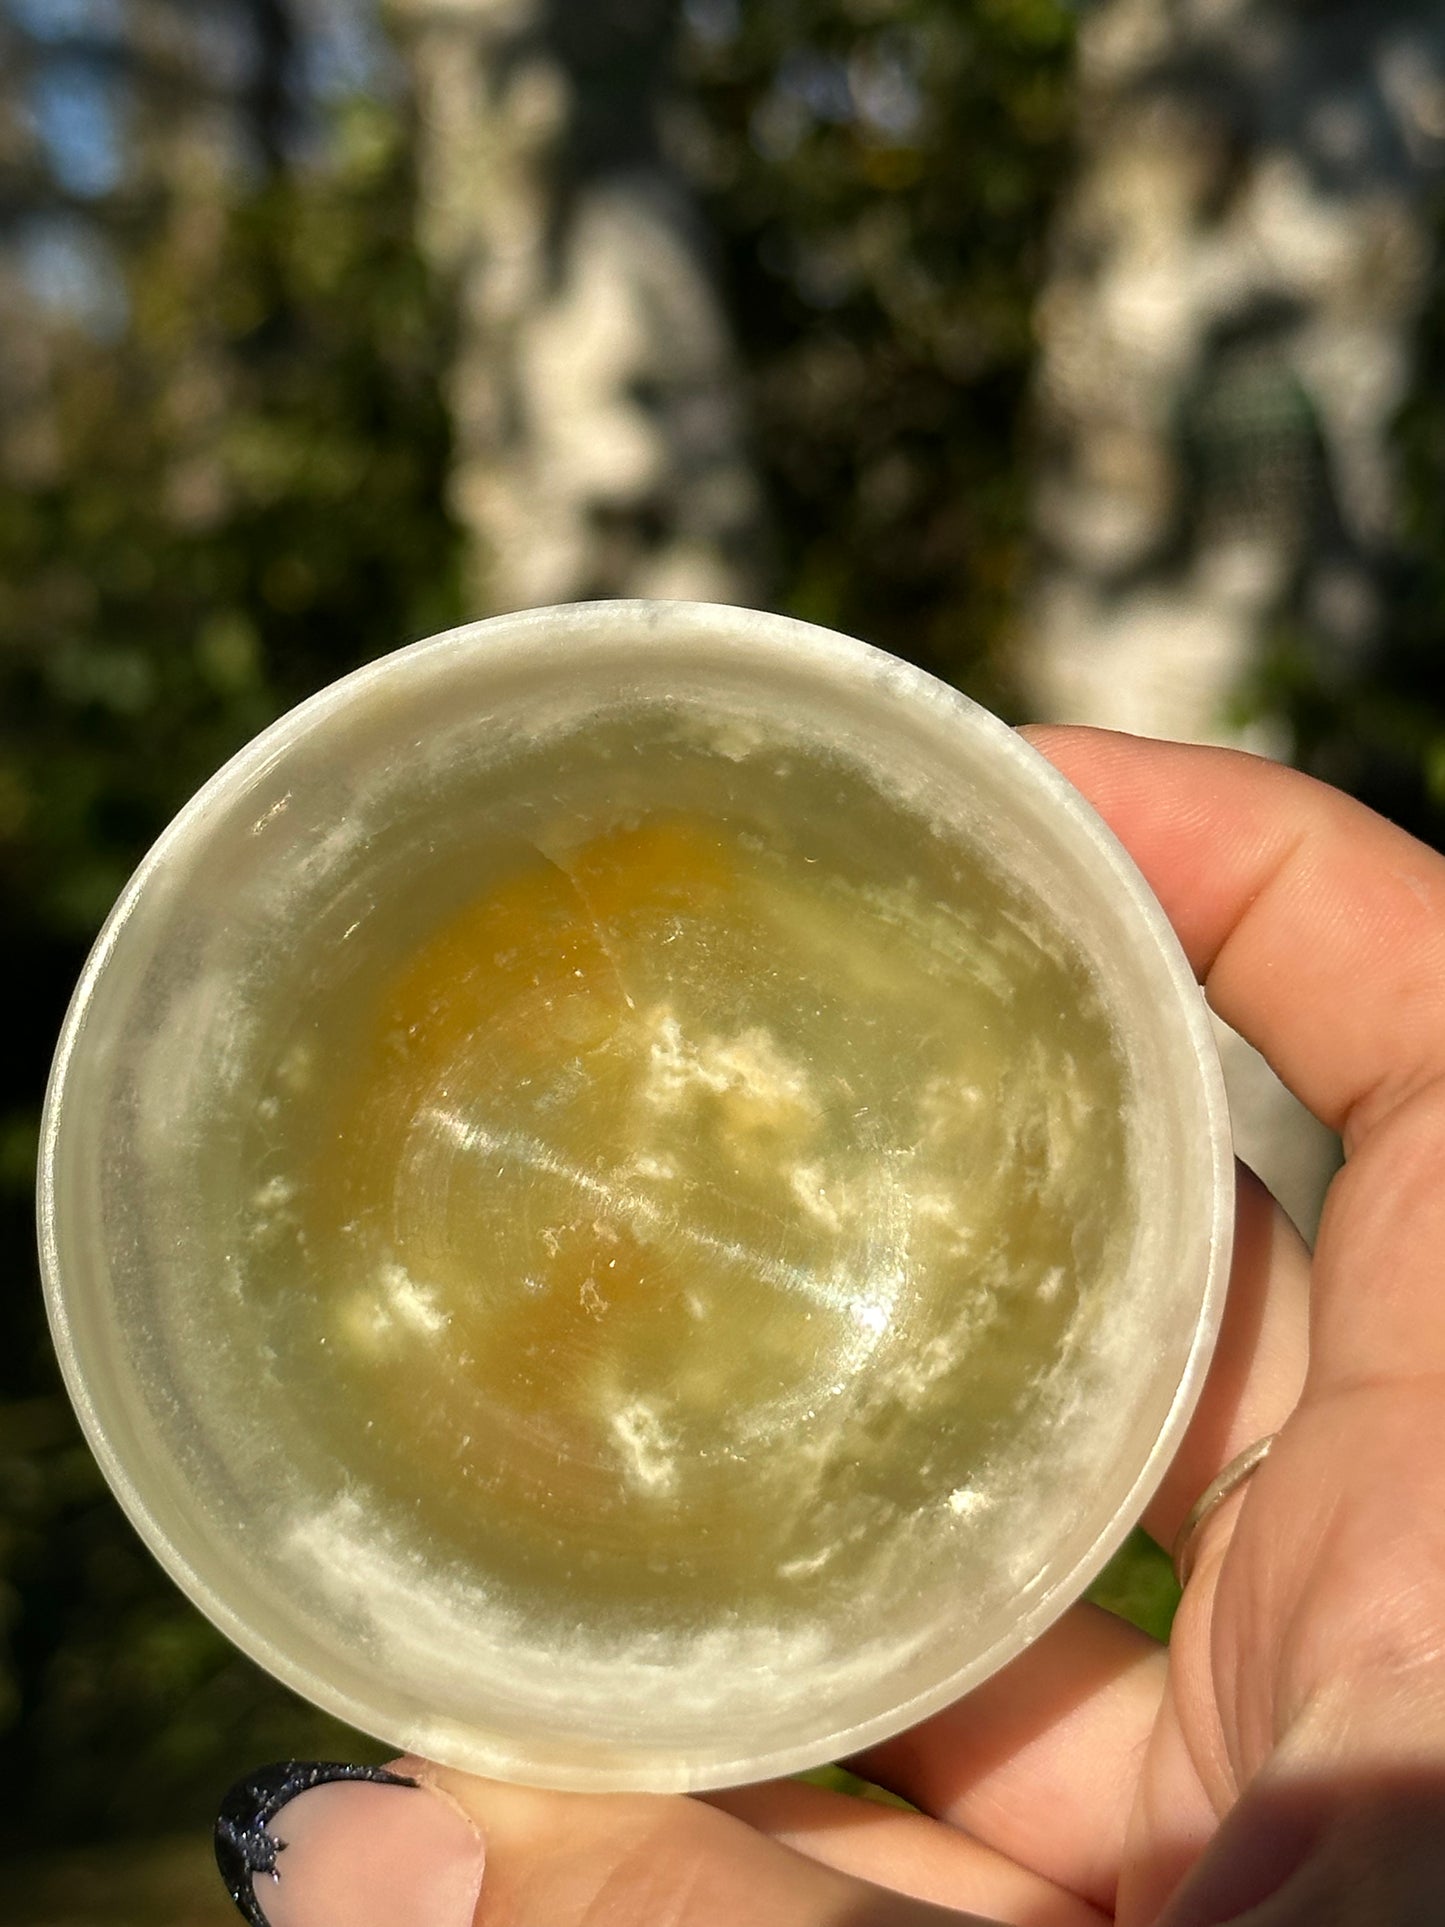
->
xmin=1157 ymin=1779 xmax=1445 ymax=1927
xmin=214 ymin=1754 xmax=996 ymax=1927
xmin=1156 ymin=1694 xmax=1445 ymax=1927
xmin=414 ymin=1757 xmax=1001 ymax=1927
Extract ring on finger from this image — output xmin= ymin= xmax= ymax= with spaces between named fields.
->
xmin=1172 ymin=1434 xmax=1277 ymax=1589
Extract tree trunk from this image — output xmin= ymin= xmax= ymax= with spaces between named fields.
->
xmin=1020 ymin=0 xmax=1445 ymax=1233
xmin=387 ymin=0 xmax=765 ymax=613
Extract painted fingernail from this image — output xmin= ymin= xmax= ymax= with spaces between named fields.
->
xmin=215 ymin=1759 xmax=486 ymax=1927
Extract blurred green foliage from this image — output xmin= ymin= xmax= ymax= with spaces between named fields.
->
xmin=1241 ymin=202 xmax=1445 ymax=850
xmin=678 ymin=0 xmax=1077 ymax=701
xmin=1088 ymin=1528 xmax=1179 ymax=1647
xmin=0 ymin=90 xmax=458 ymax=1848
xmin=1 ymin=97 xmax=461 ymax=954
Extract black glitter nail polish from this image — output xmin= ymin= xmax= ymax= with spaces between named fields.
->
xmin=215 ymin=1760 xmax=416 ymax=1927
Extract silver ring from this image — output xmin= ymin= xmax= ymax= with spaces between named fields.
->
xmin=1172 ymin=1434 xmax=1277 ymax=1589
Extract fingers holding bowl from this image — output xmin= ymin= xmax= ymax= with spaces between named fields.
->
xmin=1025 ymin=726 xmax=1445 ymax=1394
xmin=216 ymin=1756 xmax=1010 ymax=1927
xmin=1031 ymin=723 xmax=1445 ymax=1798
xmin=1022 ymin=726 xmax=1445 ymax=1158
xmin=391 ymin=1763 xmax=1016 ymax=1927
xmin=706 ymin=1777 xmax=1109 ymax=1927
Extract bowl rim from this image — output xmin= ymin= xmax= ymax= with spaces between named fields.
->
xmin=37 ymin=598 xmax=1234 ymax=1790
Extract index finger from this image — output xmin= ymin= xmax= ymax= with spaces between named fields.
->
xmin=1023 ymin=726 xmax=1445 ymax=1154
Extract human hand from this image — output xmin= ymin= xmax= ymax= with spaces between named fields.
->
xmin=216 ymin=728 xmax=1445 ymax=1927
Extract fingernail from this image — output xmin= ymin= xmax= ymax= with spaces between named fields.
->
xmin=215 ymin=1759 xmax=486 ymax=1927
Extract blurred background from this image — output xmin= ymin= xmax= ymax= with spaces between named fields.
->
xmin=5 ymin=0 xmax=1445 ymax=1917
